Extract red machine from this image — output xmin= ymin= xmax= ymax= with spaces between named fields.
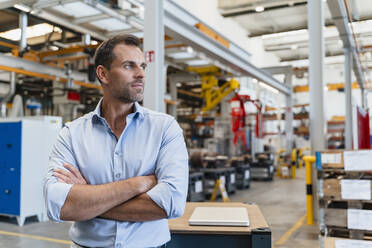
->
xmin=230 ymin=94 xmax=263 ymax=147
xmin=357 ymin=106 xmax=371 ymax=149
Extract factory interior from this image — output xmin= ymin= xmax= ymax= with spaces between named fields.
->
xmin=1 ymin=0 xmax=372 ymax=247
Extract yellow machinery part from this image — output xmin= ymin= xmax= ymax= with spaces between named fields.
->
xmin=201 ymin=76 xmax=240 ymax=112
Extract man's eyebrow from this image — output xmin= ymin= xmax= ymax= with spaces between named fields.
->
xmin=121 ymin=60 xmax=136 ymax=65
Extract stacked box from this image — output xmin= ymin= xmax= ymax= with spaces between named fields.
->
xmin=318 ymin=150 xmax=372 ymax=246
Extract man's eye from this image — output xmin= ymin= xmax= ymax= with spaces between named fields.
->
xmin=141 ymin=64 xmax=147 ymax=70
xmin=124 ymin=64 xmax=133 ymax=69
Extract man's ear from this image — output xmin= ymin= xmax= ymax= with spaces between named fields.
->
xmin=96 ymin=65 xmax=110 ymax=85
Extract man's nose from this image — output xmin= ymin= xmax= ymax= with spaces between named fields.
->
xmin=134 ymin=66 xmax=145 ymax=78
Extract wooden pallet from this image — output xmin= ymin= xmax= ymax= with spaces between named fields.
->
xmin=325 ymin=226 xmax=372 ymax=240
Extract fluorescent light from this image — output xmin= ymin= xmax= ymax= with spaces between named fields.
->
xmin=0 ymin=23 xmax=62 ymax=41
xmin=185 ymin=59 xmax=211 ymax=66
xmin=52 ymin=2 xmax=101 ymax=18
xmin=90 ymin=18 xmax=131 ymax=31
xmin=255 ymin=6 xmax=264 ymax=12
xmin=14 ymin=4 xmax=31 ymax=12
xmin=49 ymin=45 xmax=59 ymax=51
xmin=167 ymin=52 xmax=195 ymax=59
xmin=291 ymin=44 xmax=298 ymax=50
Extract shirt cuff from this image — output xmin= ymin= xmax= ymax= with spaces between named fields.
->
xmin=146 ymin=182 xmax=172 ymax=217
xmin=46 ymin=182 xmax=73 ymax=222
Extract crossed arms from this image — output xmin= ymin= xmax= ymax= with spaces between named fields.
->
xmin=54 ymin=164 xmax=166 ymax=222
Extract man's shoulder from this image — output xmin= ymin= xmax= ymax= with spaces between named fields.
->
xmin=64 ymin=112 xmax=94 ymax=129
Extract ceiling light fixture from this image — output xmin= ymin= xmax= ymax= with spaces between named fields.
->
xmin=0 ymin=23 xmax=61 ymax=41
xmin=255 ymin=6 xmax=265 ymax=12
xmin=14 ymin=4 xmax=31 ymax=12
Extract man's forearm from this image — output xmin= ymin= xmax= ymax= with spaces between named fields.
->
xmin=99 ymin=193 xmax=167 ymax=222
xmin=60 ymin=176 xmax=155 ymax=221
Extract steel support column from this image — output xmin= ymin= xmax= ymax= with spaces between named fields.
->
xmin=308 ymin=0 xmax=326 ymax=223
xmin=284 ymin=72 xmax=293 ymax=154
xmin=144 ymin=0 xmax=165 ymax=112
xmin=262 ymin=66 xmax=293 ymax=157
xmin=308 ymin=0 xmax=327 ymax=153
xmin=19 ymin=12 xmax=27 ymax=51
xmin=344 ymin=47 xmax=353 ymax=149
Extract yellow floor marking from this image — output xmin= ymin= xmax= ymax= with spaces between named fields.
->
xmin=0 ymin=230 xmax=72 ymax=245
xmin=274 ymin=214 xmax=306 ymax=246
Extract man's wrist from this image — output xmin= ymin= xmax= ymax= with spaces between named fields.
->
xmin=127 ymin=176 xmax=149 ymax=194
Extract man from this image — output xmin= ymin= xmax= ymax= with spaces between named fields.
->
xmin=44 ymin=34 xmax=189 ymax=248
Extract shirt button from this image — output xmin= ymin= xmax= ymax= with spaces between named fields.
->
xmin=115 ymin=173 xmax=121 ymax=178
xmin=116 ymin=243 xmax=122 ymax=248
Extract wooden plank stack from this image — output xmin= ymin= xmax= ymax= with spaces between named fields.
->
xmin=318 ymin=150 xmax=372 ymax=248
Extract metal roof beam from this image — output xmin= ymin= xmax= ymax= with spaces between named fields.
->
xmin=0 ymin=54 xmax=89 ymax=82
xmin=31 ymin=9 xmax=107 ymax=41
xmin=163 ymin=0 xmax=290 ymax=95
xmin=72 ymin=14 xmax=108 ymax=24
xmin=327 ymin=0 xmax=365 ymax=89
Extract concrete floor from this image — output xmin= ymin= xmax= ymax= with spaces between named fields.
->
xmin=0 ymin=168 xmax=318 ymax=248
xmin=230 ymin=167 xmax=319 ymax=248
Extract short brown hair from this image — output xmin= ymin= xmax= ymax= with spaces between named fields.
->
xmin=94 ymin=34 xmax=141 ymax=70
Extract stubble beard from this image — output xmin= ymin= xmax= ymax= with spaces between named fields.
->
xmin=115 ymin=79 xmax=144 ymax=103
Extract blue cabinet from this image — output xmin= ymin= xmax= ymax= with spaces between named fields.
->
xmin=0 ymin=117 xmax=61 ymax=226
xmin=0 ymin=122 xmax=21 ymax=216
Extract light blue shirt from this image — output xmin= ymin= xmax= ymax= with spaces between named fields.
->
xmin=44 ymin=100 xmax=189 ymax=248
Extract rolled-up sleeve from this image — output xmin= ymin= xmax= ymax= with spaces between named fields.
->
xmin=43 ymin=126 xmax=75 ymax=222
xmin=146 ymin=119 xmax=189 ymax=219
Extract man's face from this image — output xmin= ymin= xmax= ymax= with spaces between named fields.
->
xmin=104 ymin=44 xmax=146 ymax=103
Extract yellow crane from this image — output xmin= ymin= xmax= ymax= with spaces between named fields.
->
xmin=187 ymin=66 xmax=240 ymax=112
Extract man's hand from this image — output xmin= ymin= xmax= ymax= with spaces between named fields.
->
xmin=54 ymin=164 xmax=87 ymax=184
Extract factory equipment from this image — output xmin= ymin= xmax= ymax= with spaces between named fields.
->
xmin=225 ymin=167 xmax=237 ymax=194
xmin=187 ymin=172 xmax=205 ymax=202
xmin=250 ymin=152 xmax=274 ymax=181
xmin=201 ymin=168 xmax=229 ymax=198
xmin=0 ymin=116 xmax=62 ymax=226
xmin=231 ymin=157 xmax=251 ymax=189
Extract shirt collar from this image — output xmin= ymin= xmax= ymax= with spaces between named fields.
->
xmin=92 ymin=98 xmax=145 ymax=124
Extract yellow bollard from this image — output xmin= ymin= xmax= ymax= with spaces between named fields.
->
xmin=291 ymin=149 xmax=297 ymax=179
xmin=303 ymin=156 xmax=316 ymax=225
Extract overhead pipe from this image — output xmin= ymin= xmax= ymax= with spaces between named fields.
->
xmin=19 ymin=12 xmax=28 ymax=52
xmin=1 ymin=72 xmax=16 ymax=118
xmin=9 ymin=95 xmax=24 ymax=118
